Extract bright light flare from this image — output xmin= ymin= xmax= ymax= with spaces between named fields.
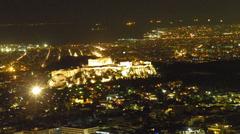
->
xmin=44 ymin=43 xmax=48 ymax=47
xmin=126 ymin=21 xmax=136 ymax=26
xmin=7 ymin=66 xmax=16 ymax=72
xmin=31 ymin=86 xmax=42 ymax=96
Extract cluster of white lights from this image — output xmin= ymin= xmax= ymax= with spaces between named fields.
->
xmin=31 ymin=86 xmax=43 ymax=96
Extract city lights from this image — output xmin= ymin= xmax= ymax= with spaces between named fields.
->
xmin=31 ymin=86 xmax=43 ymax=96
xmin=1 ymin=28 xmax=240 ymax=133
xmin=125 ymin=21 xmax=136 ymax=27
xmin=48 ymin=57 xmax=157 ymax=88
xmin=92 ymin=51 xmax=103 ymax=57
xmin=1 ymin=0 xmax=240 ymax=133
xmin=7 ymin=66 xmax=16 ymax=72
xmin=44 ymin=43 xmax=48 ymax=47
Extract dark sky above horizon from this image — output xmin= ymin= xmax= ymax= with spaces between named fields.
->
xmin=0 ymin=0 xmax=239 ymax=43
xmin=0 ymin=0 xmax=239 ymax=24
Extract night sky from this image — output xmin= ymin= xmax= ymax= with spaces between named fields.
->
xmin=0 ymin=0 xmax=239 ymax=43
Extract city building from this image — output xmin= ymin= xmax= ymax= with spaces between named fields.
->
xmin=48 ymin=57 xmax=157 ymax=89
xmin=14 ymin=126 xmax=100 ymax=134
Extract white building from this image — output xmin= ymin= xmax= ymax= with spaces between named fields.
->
xmin=48 ymin=58 xmax=157 ymax=89
xmin=88 ymin=57 xmax=113 ymax=66
xmin=14 ymin=126 xmax=100 ymax=134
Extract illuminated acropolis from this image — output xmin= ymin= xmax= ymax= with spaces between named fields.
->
xmin=48 ymin=57 xmax=157 ymax=89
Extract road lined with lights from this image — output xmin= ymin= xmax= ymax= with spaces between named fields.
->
xmin=41 ymin=48 xmax=51 ymax=68
xmin=58 ymin=48 xmax=62 ymax=61
xmin=68 ymin=49 xmax=73 ymax=56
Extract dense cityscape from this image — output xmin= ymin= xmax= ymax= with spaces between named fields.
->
xmin=1 ymin=1 xmax=240 ymax=134
xmin=0 ymin=23 xmax=239 ymax=134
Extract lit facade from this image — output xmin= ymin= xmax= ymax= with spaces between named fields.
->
xmin=48 ymin=58 xmax=157 ymax=89
xmin=14 ymin=127 xmax=100 ymax=134
xmin=88 ymin=57 xmax=113 ymax=66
